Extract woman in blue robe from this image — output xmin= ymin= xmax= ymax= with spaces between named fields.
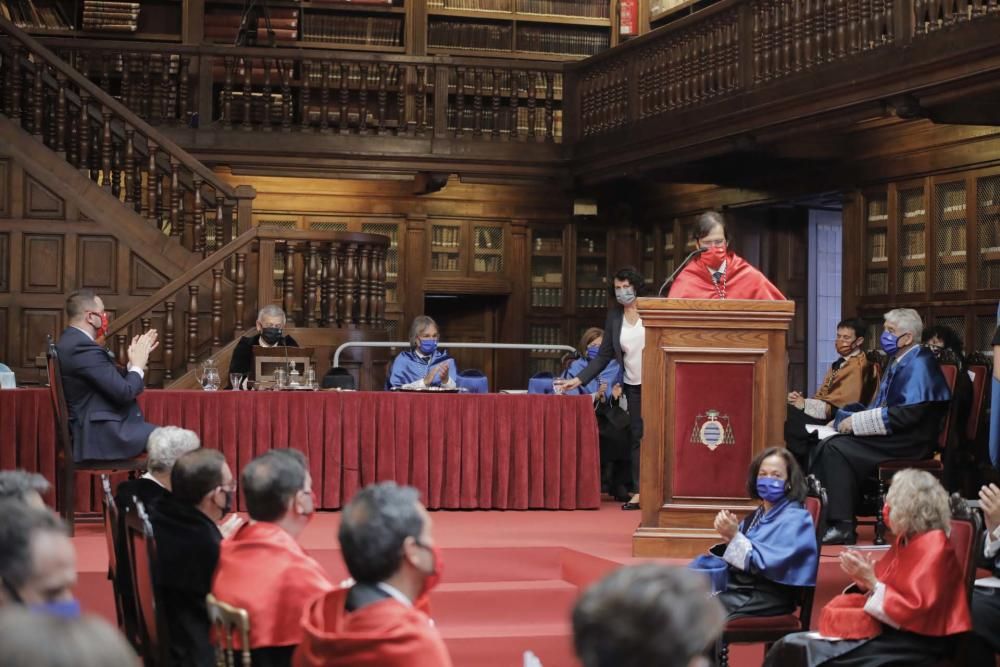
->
xmin=692 ymin=446 xmax=819 ymax=618
xmin=560 ymin=327 xmax=622 ymax=400
xmin=387 ymin=315 xmax=458 ymax=390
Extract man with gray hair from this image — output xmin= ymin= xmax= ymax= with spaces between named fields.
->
xmin=294 ymin=482 xmax=452 ymax=667
xmin=227 ymin=304 xmax=298 ymax=386
xmin=116 ymin=426 xmax=201 ymax=511
xmin=0 ymin=470 xmax=50 ymax=509
xmin=572 ymin=563 xmax=725 ymax=667
xmin=810 ymin=308 xmax=952 ymax=544
xmin=386 ymin=315 xmax=457 ymax=390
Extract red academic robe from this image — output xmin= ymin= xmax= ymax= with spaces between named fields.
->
xmin=293 ymin=586 xmax=454 ymax=667
xmin=211 ymin=522 xmax=334 ymax=648
xmin=667 ymin=253 xmax=785 ymax=300
xmin=819 ymin=529 xmax=971 ymax=639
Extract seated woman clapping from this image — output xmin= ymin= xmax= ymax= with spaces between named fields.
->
xmin=691 ymin=447 xmax=818 ymax=619
xmin=764 ymin=469 xmax=972 ymax=666
xmin=387 ymin=315 xmax=458 ymax=390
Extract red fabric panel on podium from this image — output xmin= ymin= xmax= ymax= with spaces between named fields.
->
xmin=0 ymin=389 xmax=600 ymax=512
xmin=671 ymin=362 xmax=754 ymax=498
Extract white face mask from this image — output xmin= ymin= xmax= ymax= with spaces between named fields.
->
xmin=614 ymin=287 xmax=636 ymax=305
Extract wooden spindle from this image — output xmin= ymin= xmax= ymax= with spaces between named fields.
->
xmin=7 ymin=45 xmax=23 ymax=123
xmin=319 ymin=62 xmax=331 ymax=133
xmin=169 ymin=159 xmax=181 ymax=238
xmin=187 ymin=285 xmax=199 ymax=364
xmin=304 ymin=242 xmax=319 ymax=327
xmin=376 ymin=63 xmax=388 ymax=135
xmin=397 ymin=65 xmax=406 ymax=136
xmin=300 ymin=60 xmax=312 ymax=131
xmin=358 ymin=64 xmax=370 ymax=135
xmin=111 ymin=140 xmax=122 ymax=199
xmin=211 ymin=268 xmax=223 ymax=351
xmin=160 ymin=55 xmax=171 ymax=123
xmin=491 ymin=69 xmax=501 ymax=138
xmin=100 ymin=57 xmax=111 ymax=97
xmin=280 ymin=59 xmax=292 ymax=132
xmin=377 ymin=246 xmax=387 ymax=326
xmin=116 ymin=334 xmax=128 ymax=366
xmin=526 ymin=72 xmax=537 ymax=139
xmin=32 ymin=59 xmax=44 ymax=138
xmin=177 ymin=56 xmax=190 ymax=125
xmin=358 ymin=245 xmax=370 ymax=325
xmin=146 ymin=141 xmax=159 ymax=227
xmin=325 ymin=244 xmax=339 ymax=326
xmin=192 ymin=176 xmax=204 ymax=254
xmin=234 ymin=253 xmax=246 ymax=339
xmin=101 ymin=107 xmax=112 ymax=189
xmin=473 ymin=68 xmax=483 ymax=137
xmin=416 ymin=66 xmax=427 ymax=135
xmin=223 ymin=57 xmax=235 ymax=129
xmin=339 ymin=63 xmax=350 ymax=135
xmin=510 ymin=70 xmax=520 ymax=139
xmin=242 ymin=57 xmax=253 ymax=131
xmin=455 ymin=67 xmax=466 ymax=137
xmin=544 ymin=72 xmax=554 ymax=142
xmin=214 ymin=193 xmax=223 ymax=255
xmin=262 ymin=58 xmax=273 ymax=132
xmin=283 ymin=242 xmax=297 ymax=321
xmin=164 ymin=300 xmax=175 ymax=381
xmin=343 ymin=244 xmax=357 ymax=326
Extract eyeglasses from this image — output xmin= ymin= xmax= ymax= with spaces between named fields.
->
xmin=698 ymin=239 xmax=727 ymax=248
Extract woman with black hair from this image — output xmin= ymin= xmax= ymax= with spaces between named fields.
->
xmin=668 ymin=211 xmax=785 ymax=300
xmin=692 ymin=447 xmax=819 ymax=619
xmin=555 ymin=267 xmax=646 ymax=510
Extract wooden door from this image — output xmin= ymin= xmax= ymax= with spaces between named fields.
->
xmin=424 ymin=295 xmax=501 ymax=390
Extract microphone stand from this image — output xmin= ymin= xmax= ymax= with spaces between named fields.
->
xmin=657 ymin=247 xmax=708 ymax=297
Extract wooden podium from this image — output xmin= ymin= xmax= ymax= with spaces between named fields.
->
xmin=633 ymin=298 xmax=796 ymax=557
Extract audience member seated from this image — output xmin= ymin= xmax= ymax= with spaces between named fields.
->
xmin=387 ymin=315 xmax=457 ymax=390
xmin=150 ymin=449 xmax=240 ymax=667
xmin=0 ymin=470 xmax=50 ymax=509
xmin=572 ymin=563 xmax=725 ymax=667
xmin=294 ymin=482 xmax=452 ymax=667
xmin=923 ymin=324 xmax=974 ymax=490
xmin=228 ymin=304 xmax=299 ymax=387
xmin=690 ymin=447 xmax=818 ymax=618
xmin=115 ymin=426 xmax=201 ymax=513
xmin=212 ymin=450 xmax=333 ymax=667
xmin=764 ymin=470 xmax=971 ymax=666
xmin=0 ymin=607 xmax=138 ymax=667
xmin=560 ymin=327 xmax=622 ymax=400
xmin=968 ymin=482 xmax=1000 ymax=663
xmin=785 ymin=318 xmax=877 ymax=470
xmin=56 ymin=289 xmax=158 ymax=461
xmin=0 ymin=500 xmax=77 ymax=610
xmin=809 ymin=308 xmax=951 ymax=545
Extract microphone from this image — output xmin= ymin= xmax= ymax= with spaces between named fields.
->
xmin=657 ymin=247 xmax=708 ymax=296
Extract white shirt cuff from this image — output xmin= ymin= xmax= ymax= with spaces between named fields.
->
xmin=722 ymin=531 xmax=752 ymax=571
xmin=985 ymin=525 xmax=1000 ymax=558
xmin=128 ymin=365 xmax=144 ymax=380
xmin=863 ymin=582 xmax=898 ymax=628
xmin=401 ymin=377 xmax=456 ymax=390
xmin=804 ymin=398 xmax=831 ymax=420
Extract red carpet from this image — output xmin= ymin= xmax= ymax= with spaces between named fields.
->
xmin=72 ymin=500 xmax=863 ymax=667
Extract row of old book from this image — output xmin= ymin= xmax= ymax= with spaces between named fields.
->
xmin=0 ymin=0 xmax=73 ymax=29
xmin=81 ymin=0 xmax=138 ymax=31
xmin=302 ymin=14 xmax=403 ymax=46
xmin=204 ymin=7 xmax=299 ymax=42
xmin=0 ymin=0 xmax=142 ymax=31
xmin=428 ymin=0 xmax=609 ymax=17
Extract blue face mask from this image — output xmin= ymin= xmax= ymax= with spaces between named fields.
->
xmin=756 ymin=477 xmax=786 ymax=503
xmin=586 ymin=345 xmax=600 ymax=360
xmin=29 ymin=598 xmax=81 ymax=619
xmin=880 ymin=330 xmax=900 ymax=356
xmin=418 ymin=339 xmax=437 ymax=355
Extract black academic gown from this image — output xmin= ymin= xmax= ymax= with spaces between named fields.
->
xmin=228 ymin=333 xmax=299 ymax=385
xmin=149 ymin=494 xmax=222 ymax=667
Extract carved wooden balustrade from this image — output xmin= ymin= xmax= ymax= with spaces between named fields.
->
xmin=22 ymin=39 xmax=566 ymax=142
xmin=0 ymin=16 xmax=255 ymax=256
xmin=568 ymin=0 xmax=1000 ymax=141
xmin=103 ymin=227 xmax=389 ymax=384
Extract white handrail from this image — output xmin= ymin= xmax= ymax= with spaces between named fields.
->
xmin=332 ymin=341 xmax=577 ymax=367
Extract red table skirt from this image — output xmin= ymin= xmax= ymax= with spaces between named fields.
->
xmin=0 ymin=389 xmax=601 ymax=511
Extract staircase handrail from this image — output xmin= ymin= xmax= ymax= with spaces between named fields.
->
xmin=104 ymin=227 xmax=390 ymax=341
xmin=0 ymin=15 xmax=243 ymax=204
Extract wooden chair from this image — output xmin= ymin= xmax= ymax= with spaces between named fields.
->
xmin=965 ymin=353 xmax=991 ymax=444
xmin=717 ymin=476 xmax=827 ymax=667
xmin=941 ymin=495 xmax=984 ymax=666
xmin=206 ymin=593 xmax=252 ymax=667
xmin=47 ymin=335 xmax=145 ymax=536
xmin=125 ymin=498 xmax=170 ymax=667
xmin=101 ymin=475 xmax=125 ymax=630
xmin=871 ymin=347 xmax=959 ymax=544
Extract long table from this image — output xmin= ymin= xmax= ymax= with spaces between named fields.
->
xmin=0 ymin=389 xmax=601 ymax=511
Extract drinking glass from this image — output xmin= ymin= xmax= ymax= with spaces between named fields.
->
xmin=230 ymin=373 xmax=245 ymax=391
xmin=304 ymin=369 xmax=316 ymax=389
xmin=203 ymin=368 xmax=221 ymax=391
xmin=274 ymin=368 xmax=288 ymax=390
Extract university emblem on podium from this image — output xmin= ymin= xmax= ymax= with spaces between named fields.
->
xmin=690 ymin=409 xmax=735 ymax=451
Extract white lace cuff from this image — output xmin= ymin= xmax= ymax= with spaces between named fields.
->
xmin=985 ymin=525 xmax=1000 ymax=559
xmin=804 ymin=398 xmax=831 ymax=420
xmin=722 ymin=531 xmax=752 ymax=571
xmin=852 ymin=408 xmax=888 ymax=436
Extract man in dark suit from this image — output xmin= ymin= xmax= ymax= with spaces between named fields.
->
xmin=150 ymin=448 xmax=240 ymax=667
xmin=56 ymin=290 xmax=158 ymax=462
xmin=227 ymin=304 xmax=298 ymax=387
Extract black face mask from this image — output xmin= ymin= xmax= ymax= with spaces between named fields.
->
xmin=261 ymin=327 xmax=283 ymax=345
xmin=219 ymin=488 xmax=233 ymax=516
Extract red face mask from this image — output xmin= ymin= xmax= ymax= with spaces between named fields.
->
xmin=699 ymin=245 xmax=728 ymax=270
xmin=881 ymin=503 xmax=892 ymax=531
xmin=90 ymin=311 xmax=110 ymax=340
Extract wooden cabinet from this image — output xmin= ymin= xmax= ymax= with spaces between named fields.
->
xmin=932 ymin=178 xmax=968 ymax=294
xmin=896 ymin=183 xmax=927 ymax=295
xmin=862 ymin=190 xmax=889 ymax=298
xmin=574 ymin=223 xmax=608 ymax=312
xmin=428 ymin=220 xmax=464 ymax=273
xmin=529 ymin=224 xmax=565 ymax=310
xmin=425 ymin=219 xmax=507 ymax=279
